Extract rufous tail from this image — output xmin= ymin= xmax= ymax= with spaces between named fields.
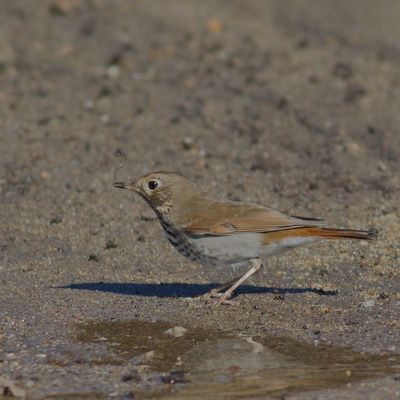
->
xmin=304 ymin=227 xmax=378 ymax=240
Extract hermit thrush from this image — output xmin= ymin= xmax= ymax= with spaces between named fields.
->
xmin=114 ymin=172 xmax=376 ymax=306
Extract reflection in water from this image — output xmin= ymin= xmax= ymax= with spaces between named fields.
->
xmin=75 ymin=320 xmax=400 ymax=399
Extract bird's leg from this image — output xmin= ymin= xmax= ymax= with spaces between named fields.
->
xmin=204 ymin=259 xmax=263 ymax=306
xmin=201 ymin=276 xmax=241 ymax=299
xmin=202 ymin=260 xmax=264 ymax=301
xmin=215 ymin=259 xmax=263 ymax=306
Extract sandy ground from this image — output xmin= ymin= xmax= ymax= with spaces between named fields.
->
xmin=0 ymin=0 xmax=399 ymax=398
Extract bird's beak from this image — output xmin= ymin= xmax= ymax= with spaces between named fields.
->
xmin=113 ymin=180 xmax=137 ymax=190
xmin=113 ymin=181 xmax=127 ymax=189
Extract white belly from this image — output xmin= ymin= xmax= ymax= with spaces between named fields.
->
xmin=188 ymin=233 xmax=263 ymax=265
xmin=190 ymin=234 xmax=320 ymax=264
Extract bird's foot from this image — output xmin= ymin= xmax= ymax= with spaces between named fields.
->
xmin=201 ymin=288 xmax=224 ymax=299
xmin=201 ymin=289 xmax=236 ymax=306
xmin=211 ymin=296 xmax=236 ymax=306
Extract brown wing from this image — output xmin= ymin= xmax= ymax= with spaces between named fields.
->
xmin=182 ymin=200 xmax=324 ymax=236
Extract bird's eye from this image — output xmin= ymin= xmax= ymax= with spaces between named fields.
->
xmin=148 ymin=180 xmax=158 ymax=190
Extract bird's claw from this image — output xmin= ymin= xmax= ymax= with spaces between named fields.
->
xmin=201 ymin=288 xmax=224 ymax=299
xmin=211 ymin=297 xmax=236 ymax=306
xmin=201 ymin=289 xmax=236 ymax=306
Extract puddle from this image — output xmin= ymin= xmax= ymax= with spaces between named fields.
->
xmin=75 ymin=320 xmax=400 ymax=399
xmin=44 ymin=394 xmax=105 ymax=399
xmin=76 ymin=320 xmax=222 ymax=371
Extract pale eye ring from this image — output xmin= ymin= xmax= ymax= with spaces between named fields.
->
xmin=148 ymin=180 xmax=158 ymax=190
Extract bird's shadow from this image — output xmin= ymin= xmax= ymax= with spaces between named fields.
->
xmin=59 ymin=282 xmax=337 ymax=298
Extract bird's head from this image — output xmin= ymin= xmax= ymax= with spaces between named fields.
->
xmin=113 ymin=171 xmax=200 ymax=214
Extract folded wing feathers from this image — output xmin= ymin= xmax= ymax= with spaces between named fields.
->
xmin=183 ymin=206 xmax=325 ymax=236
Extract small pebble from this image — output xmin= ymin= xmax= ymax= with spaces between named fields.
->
xmin=245 ymin=337 xmax=264 ymax=353
xmin=106 ymin=65 xmax=120 ymax=79
xmin=105 ymin=239 xmax=118 ymax=249
xmin=83 ymin=100 xmax=94 ymax=110
xmin=88 ymin=254 xmax=100 ymax=262
xmin=144 ymin=350 xmax=155 ymax=360
xmin=182 ymin=137 xmax=193 ymax=150
xmin=50 ymin=216 xmax=62 ymax=225
xmin=164 ymin=326 xmax=187 ymax=337
xmin=207 ymin=19 xmax=223 ymax=33
xmin=362 ymin=299 xmax=376 ymax=308
xmin=100 ymin=114 xmax=110 ymax=124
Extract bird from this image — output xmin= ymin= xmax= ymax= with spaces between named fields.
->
xmin=113 ymin=171 xmax=377 ymax=306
